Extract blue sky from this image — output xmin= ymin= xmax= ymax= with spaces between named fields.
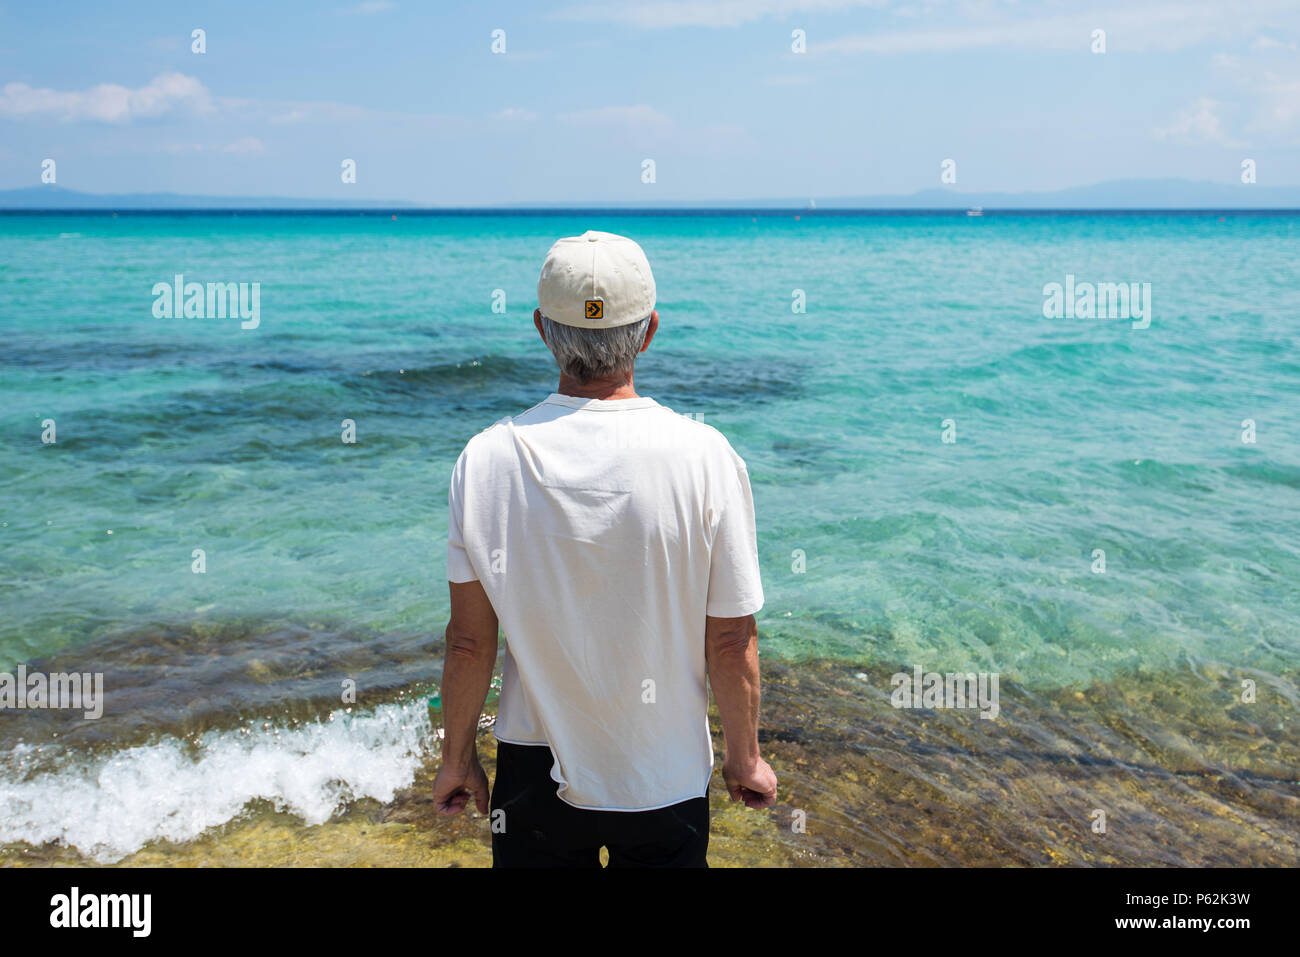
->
xmin=1 ymin=0 xmax=1297 ymax=202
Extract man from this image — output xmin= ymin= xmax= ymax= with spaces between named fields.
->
xmin=431 ymin=230 xmax=776 ymax=868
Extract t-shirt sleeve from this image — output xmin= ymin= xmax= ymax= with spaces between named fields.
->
xmin=706 ymin=455 xmax=764 ymax=618
xmin=446 ymin=448 xmax=479 ymax=583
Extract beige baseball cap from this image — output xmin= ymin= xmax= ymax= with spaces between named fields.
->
xmin=537 ymin=230 xmax=656 ymax=329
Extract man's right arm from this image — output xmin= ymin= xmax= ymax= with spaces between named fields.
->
xmin=706 ymin=613 xmax=777 ymax=808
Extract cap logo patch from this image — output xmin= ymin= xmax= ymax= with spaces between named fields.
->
xmin=585 ymin=299 xmax=604 ymax=320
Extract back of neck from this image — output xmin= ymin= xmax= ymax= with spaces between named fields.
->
xmin=557 ymin=372 xmax=639 ymax=400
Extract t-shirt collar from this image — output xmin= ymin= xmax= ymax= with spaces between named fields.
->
xmin=542 ymin=392 xmax=660 ymax=411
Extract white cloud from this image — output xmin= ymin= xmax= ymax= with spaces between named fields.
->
xmin=1252 ymin=35 xmax=1297 ymax=50
xmin=268 ymin=108 xmax=311 ymax=125
xmin=1252 ymin=72 xmax=1300 ymax=133
xmin=557 ymin=105 xmax=674 ymax=132
xmin=555 ymin=0 xmax=1295 ymax=40
xmin=341 ymin=1 xmax=396 ymax=14
xmin=244 ymin=96 xmax=468 ymax=135
xmin=1153 ymin=97 xmax=1242 ymax=146
xmin=817 ymin=1 xmax=1299 ymax=55
xmin=0 ymin=72 xmax=212 ymax=123
xmin=223 ymin=136 xmax=266 ymax=154
xmin=1211 ymin=48 xmax=1300 ymax=138
xmin=493 ymin=107 xmax=539 ymax=122
xmin=263 ymin=101 xmax=374 ymax=125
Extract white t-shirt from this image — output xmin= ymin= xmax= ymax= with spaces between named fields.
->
xmin=446 ymin=392 xmax=764 ymax=811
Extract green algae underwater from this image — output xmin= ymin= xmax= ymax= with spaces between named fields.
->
xmin=2 ymin=624 xmax=1296 ymax=867
xmin=2 ymin=210 xmax=1298 ymax=865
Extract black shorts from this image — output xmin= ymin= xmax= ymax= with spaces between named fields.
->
xmin=489 ymin=741 xmax=710 ymax=868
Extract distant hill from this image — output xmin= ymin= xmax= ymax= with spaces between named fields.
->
xmin=1 ymin=179 xmax=1297 ymax=210
xmin=823 ymin=179 xmax=1300 ymax=210
xmin=510 ymin=179 xmax=1300 ymax=210
xmin=0 ymin=186 xmax=417 ymax=210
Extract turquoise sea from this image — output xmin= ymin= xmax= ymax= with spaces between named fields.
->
xmin=1 ymin=211 xmax=1297 ymax=865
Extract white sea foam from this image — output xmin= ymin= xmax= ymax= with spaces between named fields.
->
xmin=0 ymin=700 xmax=432 ymax=862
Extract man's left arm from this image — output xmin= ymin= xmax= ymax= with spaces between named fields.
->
xmin=431 ymin=579 xmax=499 ymax=815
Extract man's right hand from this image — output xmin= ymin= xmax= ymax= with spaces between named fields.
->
xmin=722 ymin=755 xmax=778 ymax=808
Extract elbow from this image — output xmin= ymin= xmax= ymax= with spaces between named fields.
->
xmin=706 ymin=615 xmax=757 ymax=661
xmin=444 ymin=625 xmax=493 ymax=661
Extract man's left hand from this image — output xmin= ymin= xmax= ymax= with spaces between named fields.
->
xmin=432 ymin=758 xmax=491 ymax=815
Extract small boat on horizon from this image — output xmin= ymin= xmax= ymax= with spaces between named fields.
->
xmin=966 ymin=206 xmax=983 ymax=217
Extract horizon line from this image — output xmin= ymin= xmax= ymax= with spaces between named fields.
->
xmin=3 ymin=206 xmax=1299 ymax=214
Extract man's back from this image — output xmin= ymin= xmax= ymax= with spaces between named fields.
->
xmin=447 ymin=392 xmax=764 ymax=810
xmin=433 ymin=230 xmax=774 ymax=867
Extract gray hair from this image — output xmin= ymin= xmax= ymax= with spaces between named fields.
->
xmin=539 ymin=314 xmax=651 ymax=384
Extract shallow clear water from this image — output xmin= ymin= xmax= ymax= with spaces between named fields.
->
xmin=1 ymin=211 xmax=1297 ymax=864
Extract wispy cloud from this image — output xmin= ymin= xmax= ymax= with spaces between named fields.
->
xmin=492 ymin=107 xmax=539 ymax=122
xmin=1153 ymin=97 xmax=1242 ymax=147
xmin=0 ymin=72 xmax=212 ymax=123
xmin=0 ymin=69 xmax=473 ymax=146
xmin=555 ymin=0 xmax=885 ymax=29
xmin=339 ymin=1 xmax=396 ymax=15
xmin=1210 ymin=48 xmax=1300 ymax=139
xmin=1255 ymin=73 xmax=1300 ymax=133
xmin=264 ymin=101 xmax=376 ymax=125
xmin=552 ymin=105 xmax=754 ymax=154
xmin=157 ymin=137 xmax=266 ymax=155
xmin=817 ymin=1 xmax=1297 ymax=54
xmin=557 ymin=105 xmax=674 ymax=133
xmin=1252 ymin=34 xmax=1297 ymax=50
xmin=223 ymin=136 xmax=267 ymax=154
xmin=764 ymin=74 xmax=815 ymax=86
